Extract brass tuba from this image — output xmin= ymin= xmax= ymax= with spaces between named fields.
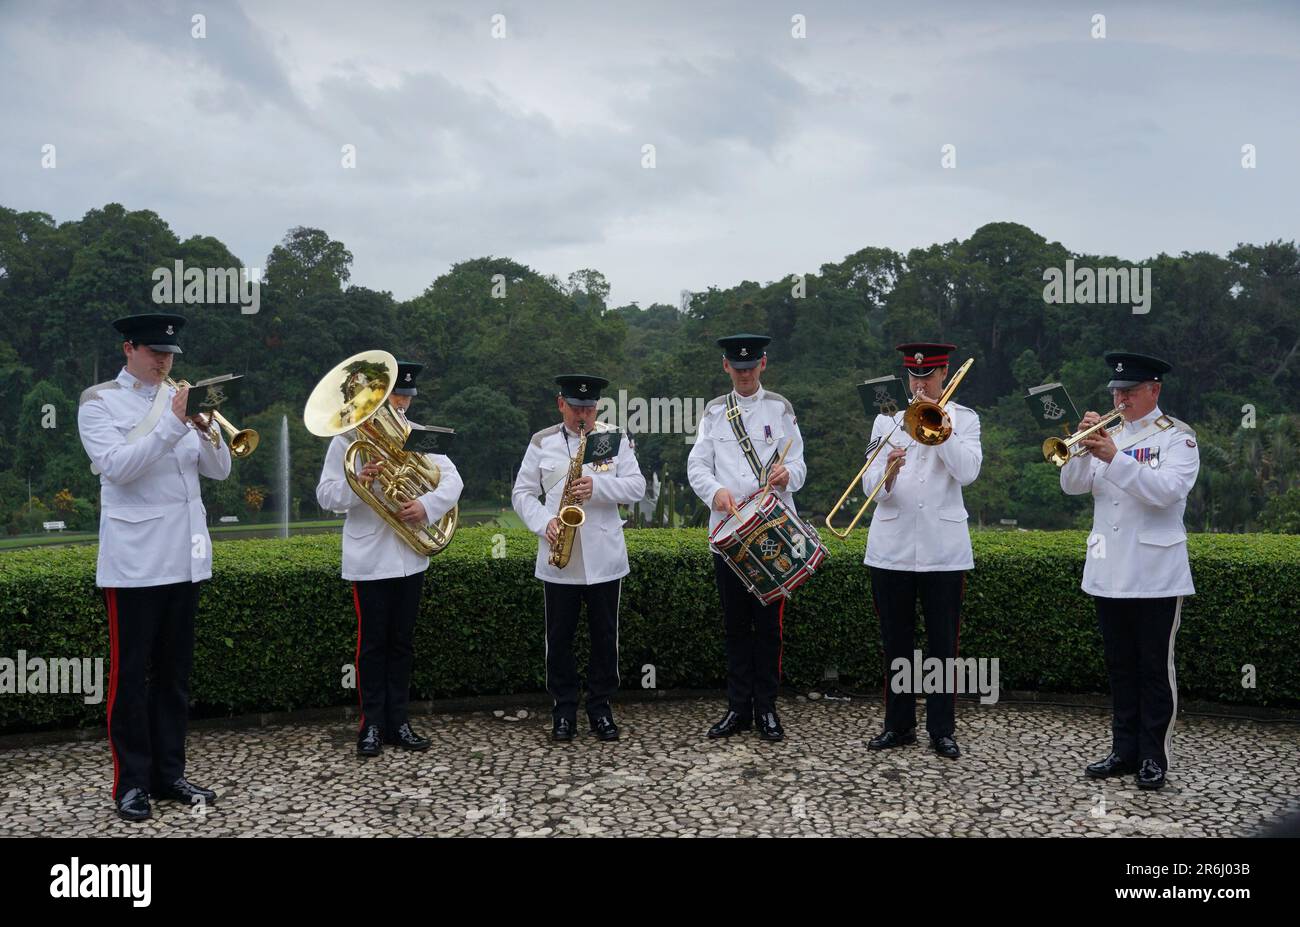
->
xmin=303 ymin=350 xmax=457 ymax=557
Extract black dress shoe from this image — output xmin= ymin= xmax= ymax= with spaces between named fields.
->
xmin=1085 ymin=752 xmax=1138 ymax=779
xmin=931 ymin=735 xmax=961 ymax=759
xmin=707 ymin=710 xmax=753 ymax=738
xmin=552 ymin=717 xmax=575 ymax=742
xmin=357 ymin=724 xmax=383 ymax=757
xmin=867 ymin=729 xmax=917 ymax=750
xmin=115 ymin=788 xmax=151 ymax=823
xmin=757 ymin=711 xmax=784 ymax=742
xmin=1137 ymin=759 xmax=1167 ymax=790
xmin=384 ymin=722 xmax=431 ymax=751
xmin=155 ymin=778 xmax=217 ymax=805
xmin=590 ymin=715 xmax=619 ymax=742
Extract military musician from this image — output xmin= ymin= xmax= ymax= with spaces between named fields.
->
xmin=862 ymin=343 xmax=982 ymax=759
xmin=77 ymin=313 xmax=231 ymax=822
xmin=316 ymin=361 xmax=463 ymax=757
xmin=1062 ymin=352 xmax=1199 ymax=790
xmin=511 ymin=375 xmax=645 ymax=743
xmin=687 ymin=334 xmax=807 ymax=742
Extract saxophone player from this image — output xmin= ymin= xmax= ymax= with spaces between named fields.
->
xmin=315 ymin=361 xmax=463 ymax=757
xmin=511 ymin=375 xmax=645 ymax=743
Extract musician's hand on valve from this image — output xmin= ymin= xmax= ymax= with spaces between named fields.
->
xmin=572 ymin=476 xmax=594 ymax=504
xmin=1080 ymin=410 xmax=1103 ymax=429
xmin=712 ymin=488 xmax=736 ymax=513
xmin=545 ymin=517 xmax=560 ymax=545
xmin=397 ymin=498 xmax=427 ymax=526
xmin=358 ymin=462 xmax=384 ymax=486
xmin=1081 ymin=430 xmax=1118 ymax=463
xmin=768 ymin=463 xmax=790 ymax=491
xmin=884 ymin=446 xmax=907 ymax=491
xmin=170 ymin=387 xmax=189 ymax=424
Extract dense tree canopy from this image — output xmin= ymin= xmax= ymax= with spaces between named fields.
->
xmin=1 ymin=203 xmax=1295 ymax=534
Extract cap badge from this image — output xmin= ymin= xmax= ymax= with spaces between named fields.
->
xmin=1115 ymin=362 xmax=1124 ymax=373
xmin=914 ymin=352 xmax=924 ymax=365
xmin=740 ymin=347 xmax=749 ymax=357
xmin=165 ymin=324 xmax=174 ymax=335
xmin=404 ymin=373 xmax=411 ymax=381
xmin=579 ymin=383 xmax=587 ymax=393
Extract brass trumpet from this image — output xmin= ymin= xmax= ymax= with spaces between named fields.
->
xmin=824 ymin=358 xmax=974 ymax=539
xmin=1041 ymin=404 xmax=1126 ymax=467
xmin=166 ymin=376 xmax=260 ymax=458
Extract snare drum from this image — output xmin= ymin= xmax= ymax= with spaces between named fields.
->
xmin=709 ymin=489 xmax=828 ymax=604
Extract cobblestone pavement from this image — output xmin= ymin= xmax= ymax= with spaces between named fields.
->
xmin=2 ymin=697 xmax=1296 ymax=837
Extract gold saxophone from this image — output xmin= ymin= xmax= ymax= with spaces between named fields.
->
xmin=548 ymin=421 xmax=587 ymax=569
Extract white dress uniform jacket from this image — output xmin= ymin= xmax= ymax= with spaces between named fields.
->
xmin=78 ymin=368 xmax=232 ymax=588
xmin=512 ymin=422 xmax=646 ymax=586
xmin=861 ymin=402 xmax=982 ymax=572
xmin=1060 ymin=406 xmax=1199 ymax=598
xmin=687 ymin=387 xmax=807 ymax=533
xmin=316 ymin=431 xmax=463 ymax=582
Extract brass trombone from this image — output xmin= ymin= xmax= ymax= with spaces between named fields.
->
xmin=824 ymin=357 xmax=974 ymax=539
xmin=166 ymin=376 xmax=260 ymax=458
xmin=1041 ymin=403 xmax=1126 ymax=467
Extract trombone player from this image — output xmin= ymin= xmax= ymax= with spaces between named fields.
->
xmin=316 ymin=360 xmax=463 ymax=757
xmin=511 ymin=375 xmax=645 ymax=743
xmin=1061 ymin=352 xmax=1199 ymax=790
xmin=862 ymin=343 xmax=981 ymax=759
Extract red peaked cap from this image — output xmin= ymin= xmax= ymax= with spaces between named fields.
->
xmin=896 ymin=342 xmax=956 ymax=373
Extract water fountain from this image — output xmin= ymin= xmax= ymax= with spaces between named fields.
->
xmin=280 ymin=415 xmax=290 ymax=539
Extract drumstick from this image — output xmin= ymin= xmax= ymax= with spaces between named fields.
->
xmin=762 ymin=439 xmax=795 ymax=494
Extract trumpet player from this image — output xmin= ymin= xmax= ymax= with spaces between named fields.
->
xmin=1062 ymin=352 xmax=1199 ymax=790
xmin=316 ymin=361 xmax=463 ymax=757
xmin=511 ymin=375 xmax=645 ymax=743
xmin=863 ymin=343 xmax=981 ymax=759
xmin=77 ymin=313 xmax=231 ymax=822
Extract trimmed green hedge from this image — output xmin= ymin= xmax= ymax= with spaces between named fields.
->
xmin=2 ymin=529 xmax=1298 ymax=732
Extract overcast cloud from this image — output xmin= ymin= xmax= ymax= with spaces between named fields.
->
xmin=2 ymin=0 xmax=1296 ymax=307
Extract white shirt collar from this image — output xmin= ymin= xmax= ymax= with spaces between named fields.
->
xmin=1128 ymin=405 xmax=1163 ymax=430
xmin=733 ymin=385 xmax=765 ymax=406
xmin=116 ymin=367 xmax=160 ymax=395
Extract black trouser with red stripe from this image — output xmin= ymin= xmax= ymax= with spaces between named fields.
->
xmin=871 ymin=567 xmax=964 ymax=739
xmin=713 ymin=553 xmax=783 ymax=718
xmin=1095 ymin=595 xmax=1182 ymax=771
xmin=103 ymin=582 xmax=201 ymax=801
xmin=543 ymin=579 xmax=621 ymax=725
xmin=352 ymin=571 xmax=426 ymax=736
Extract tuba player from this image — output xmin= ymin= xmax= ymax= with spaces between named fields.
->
xmin=316 ymin=360 xmax=462 ymax=757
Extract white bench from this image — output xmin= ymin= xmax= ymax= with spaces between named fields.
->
xmin=43 ymin=521 xmax=66 ymax=532
xmin=218 ymin=516 xmax=240 ymax=524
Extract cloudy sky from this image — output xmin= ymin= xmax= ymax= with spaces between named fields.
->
xmin=2 ymin=0 xmax=1296 ymax=307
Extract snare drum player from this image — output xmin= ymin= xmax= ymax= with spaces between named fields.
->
xmin=862 ymin=343 xmax=981 ymax=759
xmin=511 ymin=375 xmax=645 ymax=743
xmin=1061 ymin=352 xmax=1199 ymax=790
xmin=316 ymin=361 xmax=463 ymax=758
xmin=688 ymin=334 xmax=806 ymax=742
xmin=77 ymin=313 xmax=231 ymax=822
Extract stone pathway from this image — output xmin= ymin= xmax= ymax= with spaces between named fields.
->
xmin=2 ymin=698 xmax=1296 ymax=836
